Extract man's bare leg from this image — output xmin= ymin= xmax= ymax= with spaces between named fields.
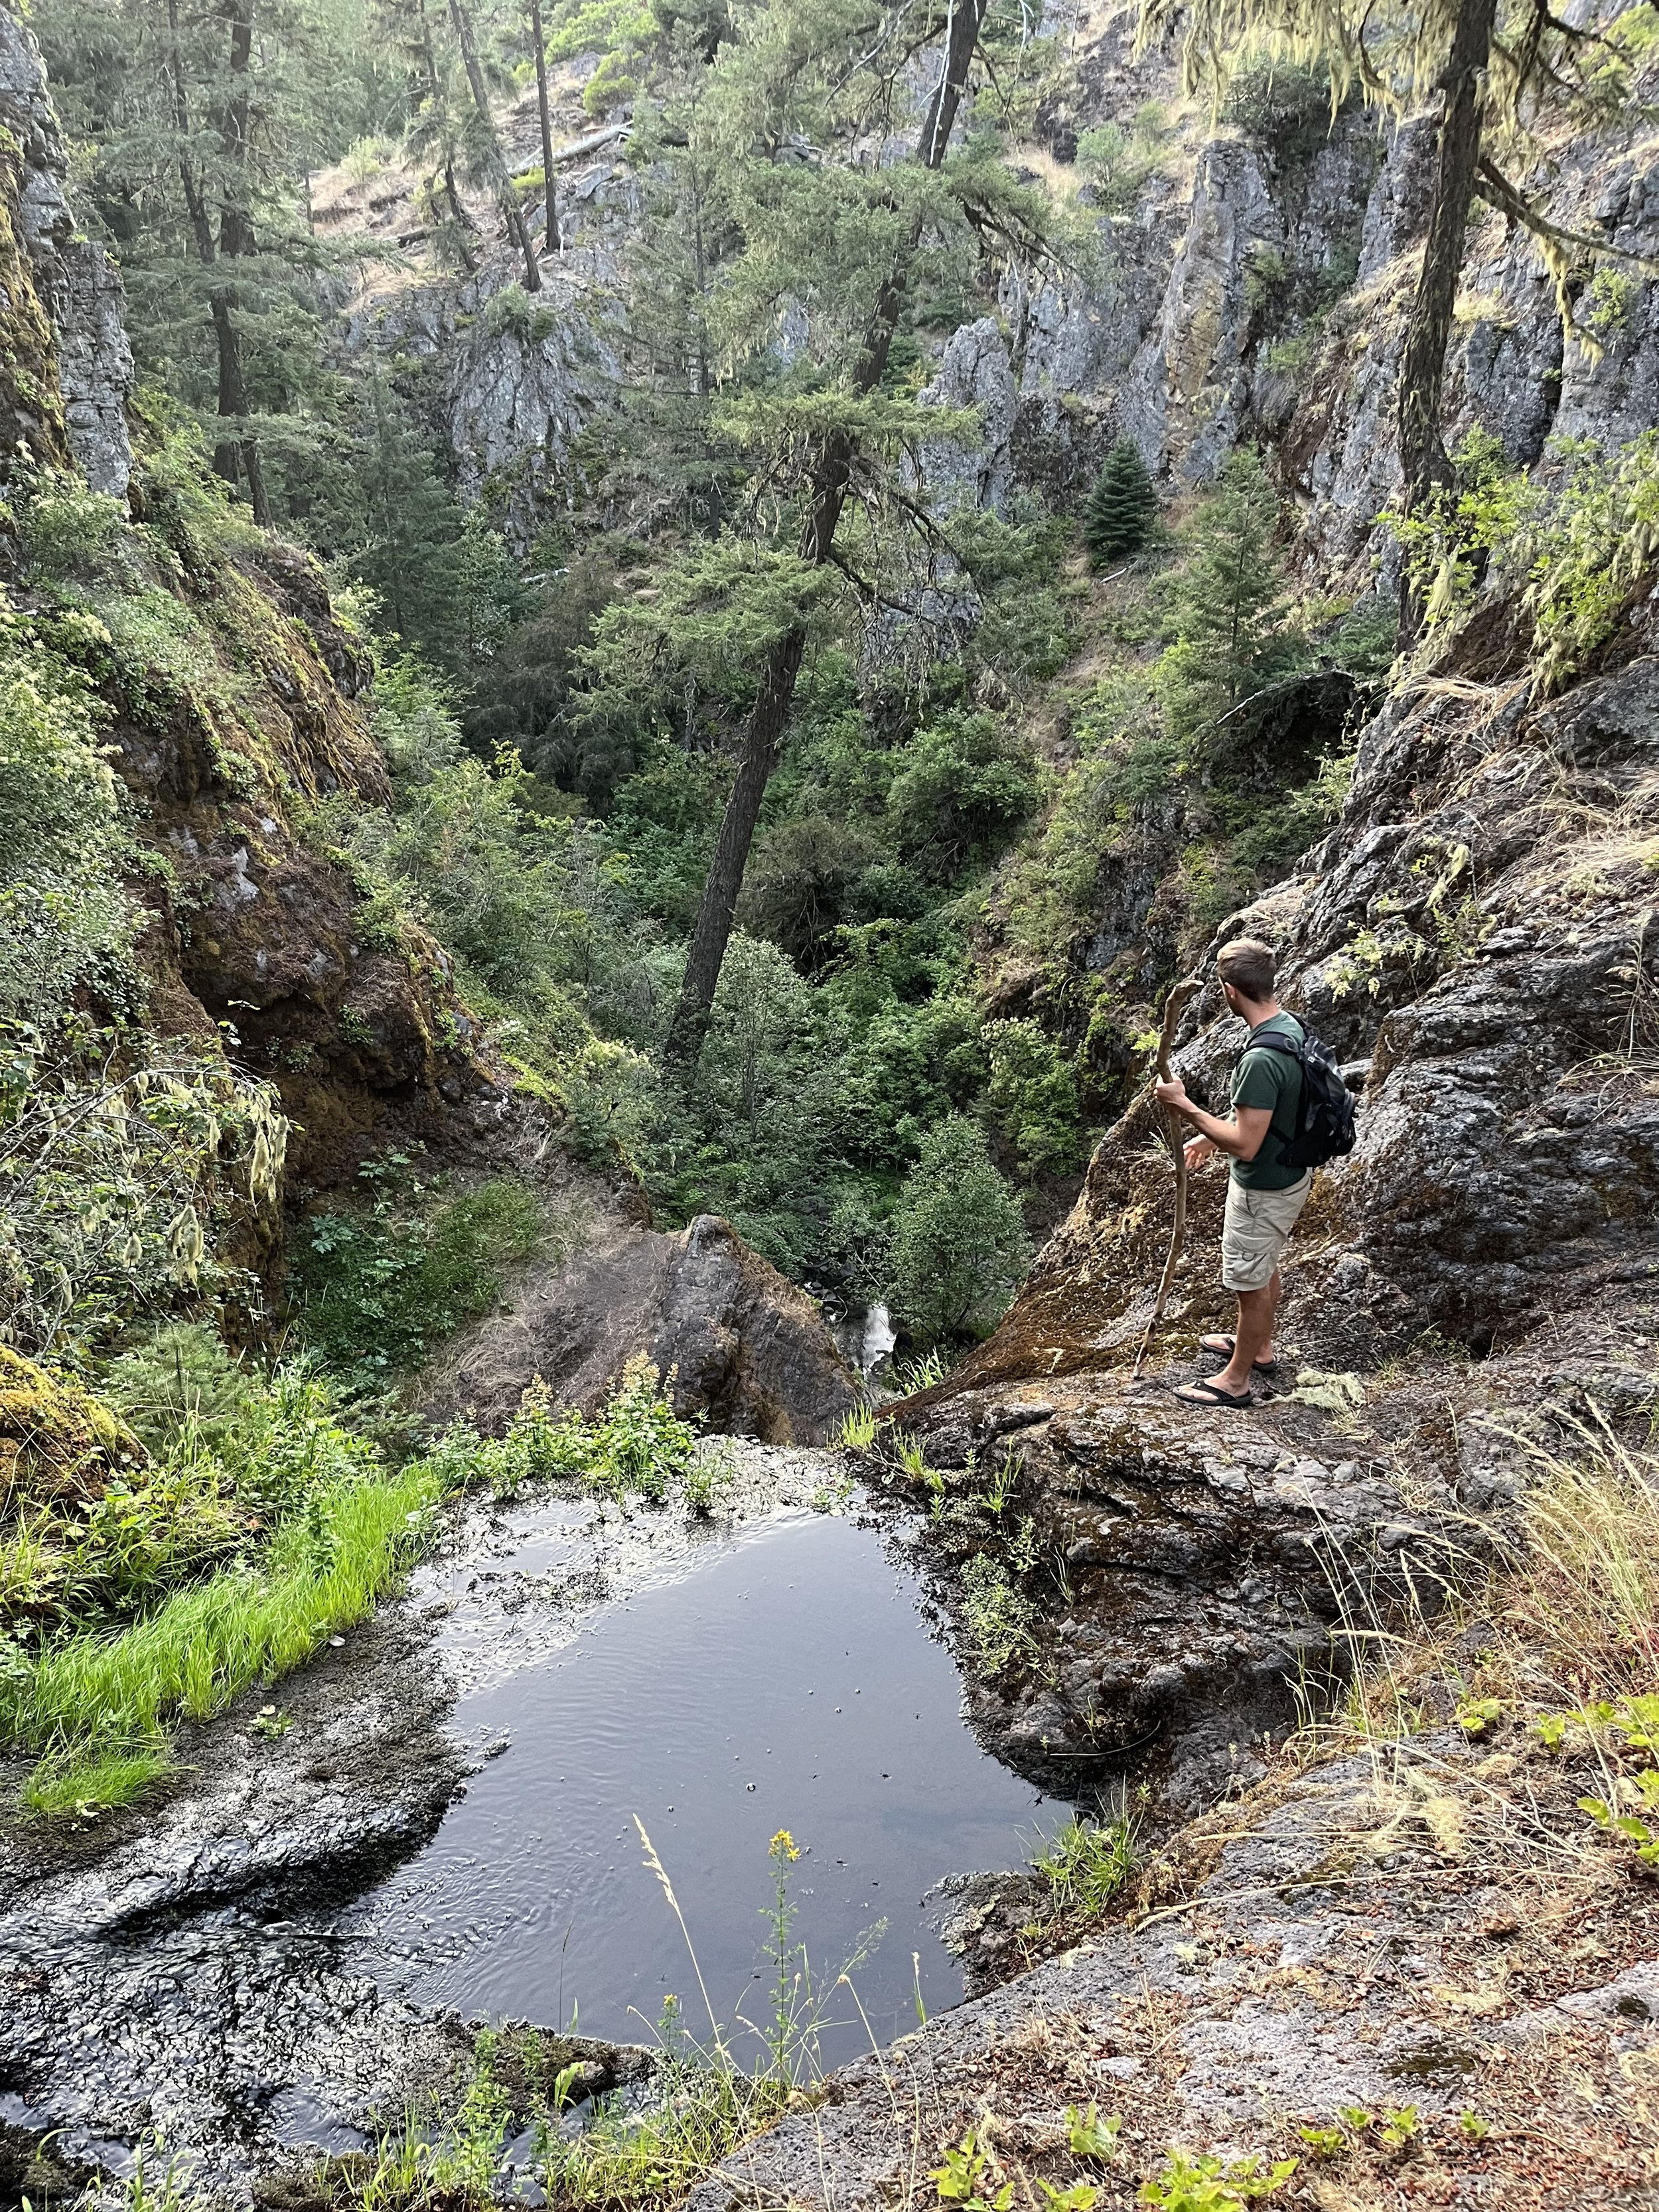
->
xmin=1210 ymin=1272 xmax=1279 ymax=1396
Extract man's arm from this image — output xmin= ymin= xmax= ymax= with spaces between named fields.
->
xmin=1153 ymin=1078 xmax=1273 ymax=1162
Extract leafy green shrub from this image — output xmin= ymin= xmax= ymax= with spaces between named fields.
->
xmin=1027 ymin=1814 xmax=1135 ymax=1919
xmin=889 ymin=1118 xmax=1029 ymax=1345
xmin=1084 ymin=437 xmax=1158 ymax=565
xmin=1075 ymin=102 xmax=1171 ymax=212
xmin=836 ymin=995 xmax=987 ymax=1170
xmin=19 ymin=477 xmax=131 ymax=584
xmin=738 ymin=814 xmax=877 ymax=969
xmin=0 ymin=1046 xmax=287 ymax=1363
xmin=415 ymin=1360 xmax=700 ymax=1511
xmin=483 ymin=281 xmax=557 ymax=344
xmin=1139 ymin=2148 xmax=1298 ymax=2208
xmin=1388 ymin=427 xmax=1659 ymax=690
xmin=645 ymin=933 xmax=851 ymax=1280
xmin=293 ymin=1159 xmax=542 ymax=1379
xmin=983 ymin=1017 xmax=1082 ymax=1179
xmin=886 ymin=712 xmax=1039 ymax=881
xmin=1222 ymin=52 xmax=1336 ymax=160
xmin=0 ymin=605 xmax=135 ymax=1037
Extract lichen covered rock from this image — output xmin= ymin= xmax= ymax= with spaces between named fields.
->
xmin=0 ymin=1343 xmax=142 ymax=1505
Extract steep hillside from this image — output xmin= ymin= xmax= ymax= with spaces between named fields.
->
xmin=0 ymin=5 xmax=851 ymax=1433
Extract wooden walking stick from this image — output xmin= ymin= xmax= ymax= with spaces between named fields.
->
xmin=1132 ymin=972 xmax=1203 ymax=1380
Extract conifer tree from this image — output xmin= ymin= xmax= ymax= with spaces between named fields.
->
xmin=1084 ymin=437 xmax=1157 ymax=565
xmin=1155 ymin=447 xmax=1305 ymax=745
xmin=655 ymin=0 xmax=1025 ymax=1070
xmin=447 ymin=0 xmax=543 ymax=291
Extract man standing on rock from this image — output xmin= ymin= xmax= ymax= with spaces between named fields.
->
xmin=1154 ymin=938 xmax=1311 ymax=1408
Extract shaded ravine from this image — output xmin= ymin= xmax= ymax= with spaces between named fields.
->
xmin=0 ymin=1445 xmax=1065 ymax=2204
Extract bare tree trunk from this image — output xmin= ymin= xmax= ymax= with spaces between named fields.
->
xmin=213 ymin=0 xmax=271 ymax=524
xmin=528 ymin=0 xmax=559 ymax=252
xmin=1396 ymin=0 xmax=1496 ymax=646
xmin=169 ymin=0 xmax=269 ymax=526
xmin=662 ymin=0 xmax=990 ymax=1070
xmin=448 ymin=0 xmax=542 ymax=289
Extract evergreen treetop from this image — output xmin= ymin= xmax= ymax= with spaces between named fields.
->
xmin=1084 ymin=437 xmax=1157 ymax=565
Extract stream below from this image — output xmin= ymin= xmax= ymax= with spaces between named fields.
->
xmin=340 ymin=1487 xmax=1066 ymax=2067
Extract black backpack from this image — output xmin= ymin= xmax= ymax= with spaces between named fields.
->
xmin=1246 ymin=1025 xmax=1358 ymax=1171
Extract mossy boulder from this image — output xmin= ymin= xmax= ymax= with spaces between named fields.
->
xmin=0 ymin=1343 xmax=143 ymax=1507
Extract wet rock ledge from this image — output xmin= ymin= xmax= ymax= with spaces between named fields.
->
xmin=884 ymin=1380 xmax=1475 ymax=1821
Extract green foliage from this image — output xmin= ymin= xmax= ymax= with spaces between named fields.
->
xmin=648 ymin=932 xmax=852 ymax=1279
xmin=1084 ymin=437 xmax=1159 ymax=565
xmin=1 ymin=1343 xmax=701 ymax=1813
xmin=315 ymin=386 xmax=532 ymax=688
xmin=1136 ymin=2150 xmax=1298 ymax=2209
xmin=1067 ymin=2103 xmax=1123 ymax=2162
xmin=0 ymin=597 xmax=133 ymax=1041
xmin=739 ymin=814 xmax=879 ymax=970
xmin=888 ymin=1118 xmax=1029 ymax=1345
xmin=983 ymin=1017 xmax=1083 ymax=1180
xmin=0 ymin=1043 xmax=289 ymax=1363
xmin=1222 ymin=53 xmax=1336 ymax=159
xmin=1028 ymin=1814 xmax=1135 ymax=1919
xmin=9 ymin=1439 xmax=444 ymax=1812
xmin=886 ymin=712 xmax=1040 ymax=881
xmin=1075 ymin=103 xmax=1171 ymax=212
xmin=958 ymin=1551 xmax=1036 ymax=1673
xmin=1386 ymin=425 xmax=1528 ymax=634
xmin=1388 ymin=427 xmax=1659 ymax=692
xmin=1578 ymin=1694 xmax=1659 ymax=1866
xmin=931 ymin=2130 xmax=1013 ymax=2212
xmin=293 ymin=1157 xmax=543 ymax=1381
xmin=1155 ymin=449 xmax=1308 ymax=747
xmin=420 ymin=1359 xmax=701 ymax=1511
xmin=1583 ymin=263 xmax=1638 ymax=337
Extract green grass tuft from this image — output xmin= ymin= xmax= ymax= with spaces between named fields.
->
xmin=10 ymin=1459 xmax=442 ymax=1809
xmin=21 ymin=1742 xmax=172 ymax=1818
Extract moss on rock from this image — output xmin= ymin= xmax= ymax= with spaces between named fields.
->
xmin=0 ymin=1343 xmax=143 ymax=1506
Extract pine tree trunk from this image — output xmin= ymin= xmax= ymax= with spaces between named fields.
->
xmin=528 ymin=0 xmax=560 ymax=253
xmin=1396 ymin=0 xmax=1496 ymax=645
xmin=213 ymin=0 xmax=271 ymax=525
xmin=662 ymin=0 xmax=990 ymax=1070
xmin=448 ymin=0 xmax=542 ymax=290
xmin=169 ymin=0 xmax=270 ymax=526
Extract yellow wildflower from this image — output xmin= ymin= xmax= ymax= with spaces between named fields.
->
xmin=768 ymin=1828 xmax=800 ymax=1862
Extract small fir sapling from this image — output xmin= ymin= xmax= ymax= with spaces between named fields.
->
xmin=1084 ymin=438 xmax=1159 ymax=565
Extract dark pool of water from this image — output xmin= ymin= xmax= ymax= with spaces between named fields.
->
xmin=344 ymin=1507 xmax=1067 ymax=2065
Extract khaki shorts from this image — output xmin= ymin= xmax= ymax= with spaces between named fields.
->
xmin=1221 ymin=1171 xmax=1313 ymax=1293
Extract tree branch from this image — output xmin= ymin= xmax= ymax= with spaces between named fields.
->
xmin=1477 ymin=156 xmax=1659 ymax=270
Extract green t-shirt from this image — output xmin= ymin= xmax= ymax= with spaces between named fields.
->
xmin=1230 ymin=1011 xmax=1305 ymax=1191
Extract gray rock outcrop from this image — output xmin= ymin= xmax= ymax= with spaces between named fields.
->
xmin=0 ymin=8 xmax=131 ymax=494
xmin=421 ymin=1207 xmax=860 ymax=1442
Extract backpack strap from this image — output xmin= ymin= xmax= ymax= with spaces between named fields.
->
xmin=1242 ymin=1031 xmax=1307 ymax=1064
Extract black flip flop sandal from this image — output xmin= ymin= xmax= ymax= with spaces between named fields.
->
xmin=1173 ymin=1377 xmax=1254 ymax=1409
xmin=1199 ymin=1333 xmax=1278 ymax=1374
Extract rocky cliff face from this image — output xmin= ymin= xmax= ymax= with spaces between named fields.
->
xmin=931 ymin=23 xmax=1659 ymax=587
xmin=942 ymin=635 xmax=1659 ymax=1394
xmin=0 ymin=10 xmax=130 ymax=496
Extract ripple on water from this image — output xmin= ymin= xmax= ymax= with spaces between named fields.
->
xmin=343 ymin=1506 xmax=1068 ymax=2063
